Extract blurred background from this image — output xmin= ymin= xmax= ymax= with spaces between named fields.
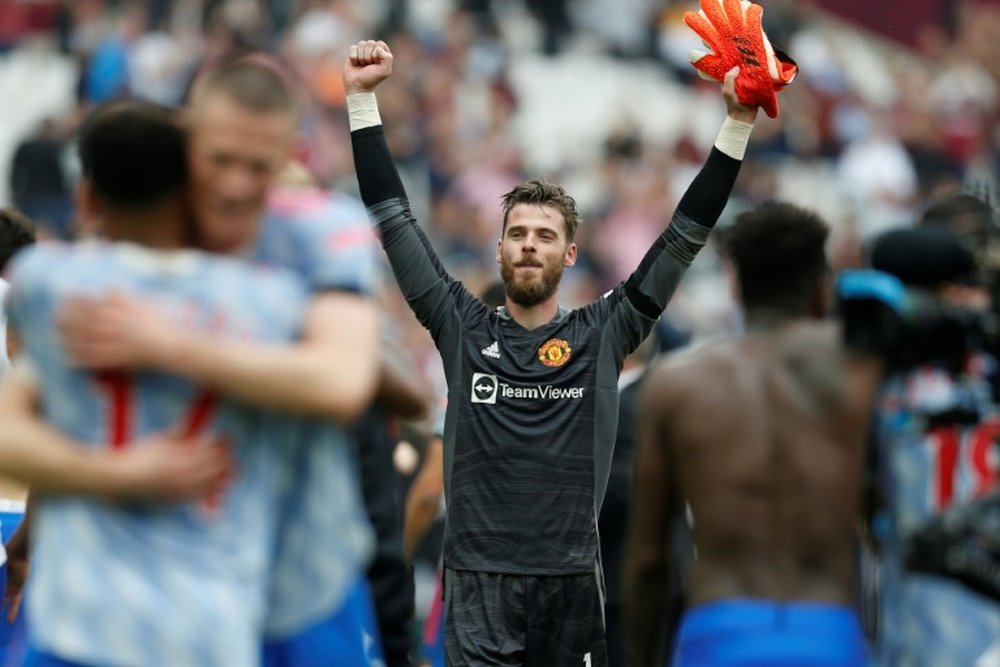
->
xmin=2 ymin=0 xmax=998 ymax=339
xmin=0 ymin=0 xmax=997 ymax=642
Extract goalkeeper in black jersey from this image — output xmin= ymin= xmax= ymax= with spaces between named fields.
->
xmin=344 ymin=39 xmax=758 ymax=667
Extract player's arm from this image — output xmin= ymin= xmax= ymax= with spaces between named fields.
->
xmin=58 ymin=290 xmax=380 ymax=424
xmin=403 ymin=435 xmax=444 ymax=562
xmin=618 ymin=69 xmax=754 ymax=334
xmin=345 ymin=40 xmax=475 ymax=341
xmin=0 ymin=364 xmax=227 ymax=500
xmin=625 ymin=364 xmax=682 ymax=666
xmin=163 ymin=291 xmax=379 ymax=422
xmin=376 ymin=345 xmax=432 ymax=421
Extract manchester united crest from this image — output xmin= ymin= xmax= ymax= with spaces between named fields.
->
xmin=537 ymin=338 xmax=572 ymax=368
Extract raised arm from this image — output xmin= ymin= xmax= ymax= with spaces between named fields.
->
xmin=344 ymin=40 xmax=476 ymax=340
xmin=623 ymin=69 xmax=756 ymax=322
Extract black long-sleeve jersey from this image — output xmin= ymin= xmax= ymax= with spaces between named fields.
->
xmin=352 ymin=123 xmax=742 ymax=575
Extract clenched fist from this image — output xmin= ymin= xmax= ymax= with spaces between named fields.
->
xmin=343 ymin=40 xmax=394 ymax=95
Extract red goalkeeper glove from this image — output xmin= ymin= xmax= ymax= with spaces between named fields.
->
xmin=683 ymin=0 xmax=798 ymax=118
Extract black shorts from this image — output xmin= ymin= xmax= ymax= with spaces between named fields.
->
xmin=443 ymin=568 xmax=608 ymax=667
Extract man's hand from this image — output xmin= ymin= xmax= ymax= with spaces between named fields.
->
xmin=344 ymin=40 xmax=393 ymax=95
xmin=110 ymin=433 xmax=231 ymax=504
xmin=57 ymin=293 xmax=179 ymax=371
xmin=0 ymin=434 xmax=227 ymax=622
xmin=3 ymin=498 xmax=31 ymax=623
xmin=3 ymin=548 xmax=28 ymax=622
xmin=722 ymin=67 xmax=757 ymax=124
xmin=684 ymin=0 xmax=797 ymax=118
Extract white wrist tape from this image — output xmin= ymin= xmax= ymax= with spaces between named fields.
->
xmin=714 ymin=117 xmax=754 ymax=161
xmin=347 ymin=92 xmax=382 ymax=132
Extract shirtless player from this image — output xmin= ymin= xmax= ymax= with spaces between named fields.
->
xmin=625 ymin=202 xmax=879 ymax=666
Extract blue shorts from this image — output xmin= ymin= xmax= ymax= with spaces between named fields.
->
xmin=262 ymin=577 xmax=384 ymax=667
xmin=673 ymin=599 xmax=871 ymax=667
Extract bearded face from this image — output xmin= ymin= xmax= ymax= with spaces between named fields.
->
xmin=496 ymin=203 xmax=576 ymax=308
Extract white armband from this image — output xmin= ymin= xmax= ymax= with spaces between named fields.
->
xmin=347 ymin=92 xmax=382 ymax=132
xmin=714 ymin=117 xmax=754 ymax=161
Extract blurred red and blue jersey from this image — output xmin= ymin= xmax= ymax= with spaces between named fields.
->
xmin=875 ymin=359 xmax=1000 ymax=666
xmin=257 ymin=187 xmax=379 ymax=296
xmin=6 ymin=241 xmax=307 ymax=667
xmin=255 ymin=188 xmax=379 ymax=638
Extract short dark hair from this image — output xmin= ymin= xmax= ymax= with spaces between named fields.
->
xmin=193 ymin=55 xmax=301 ymax=118
xmin=0 ymin=208 xmax=36 ymax=273
xmin=725 ymin=201 xmax=830 ymax=312
xmin=501 ymin=180 xmax=581 ymax=242
xmin=79 ymin=99 xmax=187 ymax=211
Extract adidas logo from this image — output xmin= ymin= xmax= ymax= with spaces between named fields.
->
xmin=481 ymin=341 xmax=501 ymax=359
